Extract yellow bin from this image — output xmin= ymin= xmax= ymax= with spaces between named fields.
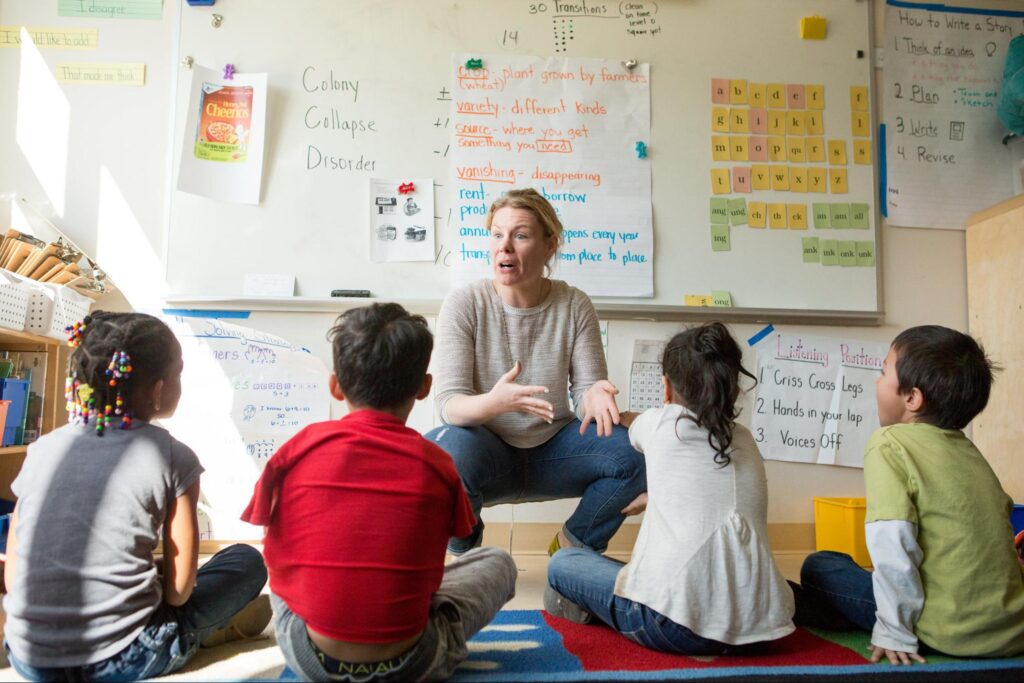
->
xmin=813 ymin=497 xmax=872 ymax=567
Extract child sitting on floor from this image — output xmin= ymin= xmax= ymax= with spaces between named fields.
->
xmin=3 ymin=312 xmax=268 ymax=682
xmin=545 ymin=322 xmax=795 ymax=655
xmin=797 ymin=325 xmax=1024 ymax=663
xmin=243 ymin=303 xmax=517 ymax=682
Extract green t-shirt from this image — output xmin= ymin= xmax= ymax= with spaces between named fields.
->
xmin=864 ymin=423 xmax=1024 ymax=657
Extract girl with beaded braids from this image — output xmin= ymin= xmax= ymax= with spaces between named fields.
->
xmin=3 ymin=312 xmax=269 ymax=682
xmin=545 ymin=322 xmax=795 ymax=655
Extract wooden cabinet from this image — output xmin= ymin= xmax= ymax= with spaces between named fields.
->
xmin=966 ymin=194 xmax=1024 ymax=502
xmin=0 ymin=328 xmax=65 ymax=501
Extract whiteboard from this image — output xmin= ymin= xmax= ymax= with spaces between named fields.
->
xmin=168 ymin=0 xmax=880 ymax=316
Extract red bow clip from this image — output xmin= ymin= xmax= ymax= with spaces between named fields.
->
xmin=398 ymin=182 xmax=415 ymax=194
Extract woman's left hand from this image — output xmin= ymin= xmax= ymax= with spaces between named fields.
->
xmin=579 ymin=380 xmax=622 ymax=438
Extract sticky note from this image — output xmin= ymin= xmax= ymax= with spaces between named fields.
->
xmin=751 ymin=165 xmax=771 ymax=191
xmin=850 ymin=203 xmax=870 ymax=228
xmin=802 ymin=237 xmax=821 ymax=263
xmin=806 ymin=84 xmax=825 ymax=110
xmin=807 ymin=137 xmax=826 ymax=162
xmin=788 ymin=84 xmax=806 ymax=109
xmin=806 ymin=111 xmax=824 ymax=136
xmin=787 ymin=111 xmax=807 ymax=136
xmin=813 ymin=203 xmax=831 ymax=228
xmin=790 ymin=167 xmax=808 ymax=192
xmin=730 ymin=79 xmax=748 ymax=105
xmin=768 ymin=137 xmax=787 ymax=162
xmin=830 ymin=203 xmax=851 ymax=228
xmin=55 ymin=63 xmax=146 ymax=86
xmin=712 ymin=106 xmax=730 ymax=132
xmin=788 ymin=137 xmax=807 ymax=163
xmin=730 ymin=108 xmax=749 ymax=133
xmin=829 ymin=168 xmax=849 ymax=194
xmin=712 ymin=78 xmax=730 ymax=104
xmin=711 ymin=225 xmax=731 ymax=251
xmin=733 ymin=166 xmax=752 ymax=193
xmin=712 ymin=135 xmax=730 ymax=161
xmin=748 ymin=83 xmax=766 ymax=107
xmin=748 ymin=202 xmax=767 ymax=228
xmin=850 ymin=86 xmax=869 ymax=111
xmin=768 ymin=110 xmax=786 ymax=135
xmin=838 ymin=241 xmax=858 ymax=267
xmin=851 ymin=111 xmax=870 ymax=138
xmin=768 ymin=204 xmax=788 ymax=229
xmin=712 ymin=291 xmax=733 ymax=307
xmin=801 ymin=16 xmax=827 ymax=40
xmin=749 ymin=109 xmax=768 ymax=134
xmin=729 ymin=198 xmax=748 ymax=225
xmin=788 ymin=203 xmax=808 ymax=229
xmin=766 ymin=83 xmax=786 ymax=108
xmin=0 ymin=26 xmax=99 ymax=50
xmin=856 ymin=241 xmax=876 ymax=267
xmin=730 ymin=136 xmax=749 ymax=161
xmin=807 ymin=167 xmax=827 ymax=193
xmin=828 ymin=140 xmax=848 ymax=165
xmin=821 ymin=240 xmax=838 ymax=265
xmin=770 ymin=166 xmax=791 ymax=191
xmin=685 ymin=294 xmax=714 ymax=307
xmin=711 ymin=168 xmax=731 ymax=194
xmin=853 ymin=138 xmax=873 ymax=164
xmin=749 ymin=136 xmax=768 ymax=161
xmin=710 ymin=198 xmax=730 ymax=224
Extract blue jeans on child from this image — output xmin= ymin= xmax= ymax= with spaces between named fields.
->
xmin=796 ymin=550 xmax=877 ymax=632
xmin=547 ymin=547 xmax=741 ymax=656
xmin=5 ymin=544 xmax=267 ymax=682
xmin=426 ymin=420 xmax=646 ymax=553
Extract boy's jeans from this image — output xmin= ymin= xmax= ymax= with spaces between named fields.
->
xmin=272 ymin=547 xmax=517 ymax=682
xmin=6 ymin=544 xmax=267 ymax=682
xmin=547 ymin=547 xmax=742 ymax=656
xmin=426 ymin=420 xmax=646 ymax=553
xmin=797 ymin=550 xmax=876 ymax=631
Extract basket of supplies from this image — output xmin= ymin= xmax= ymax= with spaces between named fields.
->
xmin=24 ymin=281 xmax=93 ymax=342
xmin=0 ymin=270 xmax=33 ymax=332
xmin=813 ymin=497 xmax=872 ymax=567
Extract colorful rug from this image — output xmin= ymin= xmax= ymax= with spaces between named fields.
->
xmin=446 ymin=610 xmax=1024 ymax=682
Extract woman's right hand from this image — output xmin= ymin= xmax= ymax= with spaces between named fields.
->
xmin=487 ymin=361 xmax=554 ymax=423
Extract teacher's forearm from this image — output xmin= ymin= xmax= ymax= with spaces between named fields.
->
xmin=441 ymin=392 xmax=502 ymax=426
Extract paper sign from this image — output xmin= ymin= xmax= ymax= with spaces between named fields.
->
xmin=58 ymin=0 xmax=163 ymax=20
xmin=728 ymin=198 xmax=747 ymax=225
xmin=711 ymin=290 xmax=733 ymax=307
xmin=630 ymin=339 xmax=667 ymax=412
xmin=850 ymin=203 xmax=869 ymax=229
xmin=684 ymin=294 xmax=713 ymax=307
xmin=370 ymin=178 xmax=435 ymax=262
xmin=710 ymin=224 xmax=731 ymax=251
xmin=710 ymin=197 xmax=729 ymax=224
xmin=802 ymin=237 xmax=820 ymax=263
xmin=821 ymin=240 xmax=838 ymax=266
xmin=0 ymin=26 xmax=98 ymax=49
xmin=243 ymin=274 xmax=295 ymax=297
xmin=56 ymin=62 xmax=145 ymax=86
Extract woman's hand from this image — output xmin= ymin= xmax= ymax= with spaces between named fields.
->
xmin=579 ymin=380 xmax=622 ymax=437
xmin=868 ymin=645 xmax=926 ymax=665
xmin=487 ymin=362 xmax=554 ymax=423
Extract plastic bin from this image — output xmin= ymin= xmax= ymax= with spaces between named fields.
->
xmin=0 ymin=270 xmax=32 ymax=332
xmin=813 ymin=497 xmax=872 ymax=568
xmin=0 ymin=400 xmax=10 ymax=442
xmin=1012 ymin=504 xmax=1024 ymax=535
xmin=24 ymin=281 xmax=92 ymax=342
xmin=0 ymin=379 xmax=29 ymax=446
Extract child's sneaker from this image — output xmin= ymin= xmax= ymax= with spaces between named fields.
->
xmin=543 ymin=585 xmax=592 ymax=624
xmin=200 ymin=594 xmax=272 ymax=648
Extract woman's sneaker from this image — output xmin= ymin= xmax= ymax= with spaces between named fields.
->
xmin=200 ymin=594 xmax=273 ymax=648
xmin=543 ymin=585 xmax=592 ymax=624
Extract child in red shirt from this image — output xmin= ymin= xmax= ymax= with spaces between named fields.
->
xmin=243 ymin=303 xmax=517 ymax=681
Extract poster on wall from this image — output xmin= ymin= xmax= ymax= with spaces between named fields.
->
xmin=162 ymin=316 xmax=330 ymax=540
xmin=177 ymin=64 xmax=268 ymax=205
xmin=369 ymin=178 xmax=435 ymax=262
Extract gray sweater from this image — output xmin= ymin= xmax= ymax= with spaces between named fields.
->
xmin=435 ymin=279 xmax=607 ymax=448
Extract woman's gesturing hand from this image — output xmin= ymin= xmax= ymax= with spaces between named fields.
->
xmin=488 ymin=361 xmax=554 ymax=423
xmin=579 ymin=380 xmax=622 ymax=437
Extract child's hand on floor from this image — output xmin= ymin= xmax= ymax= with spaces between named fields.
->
xmin=869 ymin=645 xmax=926 ymax=665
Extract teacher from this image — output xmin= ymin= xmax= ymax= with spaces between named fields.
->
xmin=427 ymin=188 xmax=646 ymax=556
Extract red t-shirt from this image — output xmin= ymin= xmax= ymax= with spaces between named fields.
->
xmin=242 ymin=410 xmax=475 ymax=643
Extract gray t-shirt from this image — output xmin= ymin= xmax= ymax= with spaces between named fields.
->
xmin=3 ymin=421 xmax=203 ymax=667
xmin=434 ymin=279 xmax=607 ymax=448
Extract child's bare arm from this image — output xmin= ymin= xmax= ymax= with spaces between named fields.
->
xmin=162 ymin=479 xmax=201 ymax=606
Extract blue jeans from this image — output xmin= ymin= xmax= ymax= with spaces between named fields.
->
xmin=6 ymin=544 xmax=267 ymax=682
xmin=796 ymin=550 xmax=876 ymax=631
xmin=547 ymin=548 xmax=740 ymax=656
xmin=426 ymin=420 xmax=645 ymax=553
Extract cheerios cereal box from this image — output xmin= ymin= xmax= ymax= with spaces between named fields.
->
xmin=194 ymin=82 xmax=253 ymax=163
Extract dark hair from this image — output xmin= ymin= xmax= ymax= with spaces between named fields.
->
xmin=69 ymin=312 xmax=181 ymax=430
xmin=327 ymin=303 xmax=433 ymax=409
xmin=662 ymin=322 xmax=756 ymax=467
xmin=890 ymin=325 xmax=996 ymax=430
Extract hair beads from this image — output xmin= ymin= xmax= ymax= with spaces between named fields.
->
xmin=64 ymin=315 xmax=92 ymax=348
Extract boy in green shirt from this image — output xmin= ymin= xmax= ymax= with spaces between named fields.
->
xmin=797 ymin=325 xmax=1024 ymax=663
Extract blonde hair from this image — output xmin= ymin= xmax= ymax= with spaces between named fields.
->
xmin=484 ymin=189 xmax=564 ymax=255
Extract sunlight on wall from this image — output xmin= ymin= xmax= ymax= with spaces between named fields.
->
xmin=15 ymin=28 xmax=69 ymax=217
xmin=96 ymin=165 xmax=165 ymax=310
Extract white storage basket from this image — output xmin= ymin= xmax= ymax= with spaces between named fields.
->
xmin=0 ymin=270 xmax=33 ymax=332
xmin=25 ymin=281 xmax=93 ymax=341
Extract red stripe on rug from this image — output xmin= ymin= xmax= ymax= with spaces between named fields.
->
xmin=543 ymin=614 xmax=871 ymax=671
